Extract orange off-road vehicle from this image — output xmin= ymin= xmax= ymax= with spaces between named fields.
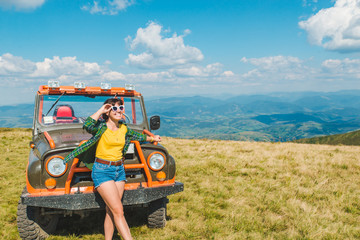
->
xmin=17 ymin=82 xmax=184 ymax=239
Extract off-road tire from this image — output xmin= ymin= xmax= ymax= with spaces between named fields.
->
xmin=147 ymin=197 xmax=167 ymax=228
xmin=17 ymin=187 xmax=59 ymax=240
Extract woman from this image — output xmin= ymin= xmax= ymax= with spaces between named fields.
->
xmin=64 ymin=98 xmax=161 ymax=240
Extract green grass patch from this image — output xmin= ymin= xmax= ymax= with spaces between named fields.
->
xmin=1 ymin=129 xmax=360 ymax=239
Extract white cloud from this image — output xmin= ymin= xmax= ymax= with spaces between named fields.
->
xmin=82 ymin=0 xmax=134 ymax=15
xmin=102 ymin=71 xmax=126 ymax=81
xmin=299 ymin=0 xmax=360 ymax=52
xmin=222 ymin=71 xmax=235 ymax=77
xmin=126 ymin=71 xmax=173 ymax=83
xmin=125 ymin=22 xmax=204 ymax=69
xmin=241 ymin=56 xmax=304 ymax=71
xmin=125 ymin=66 xmax=231 ymax=84
xmin=302 ymin=0 xmax=319 ymax=8
xmin=0 ymin=53 xmax=35 ymax=75
xmin=239 ymin=55 xmax=360 ymax=93
xmin=321 ymin=58 xmax=360 ymax=78
xmin=0 ymin=53 xmax=231 ymax=89
xmin=170 ymin=63 xmax=233 ymax=78
xmin=31 ymin=56 xmax=103 ymax=78
xmin=240 ymin=56 xmax=311 ymax=81
xmin=0 ymin=0 xmax=45 ymax=10
xmin=0 ymin=53 xmax=126 ymax=86
xmin=3 ymin=52 xmax=360 ymax=102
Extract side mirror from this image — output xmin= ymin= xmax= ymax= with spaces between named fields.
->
xmin=149 ymin=115 xmax=160 ymax=130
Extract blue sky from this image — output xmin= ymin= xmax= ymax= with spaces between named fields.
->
xmin=1 ymin=0 xmax=360 ymax=105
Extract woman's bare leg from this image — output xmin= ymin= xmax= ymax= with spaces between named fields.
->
xmin=97 ymin=180 xmax=132 ymax=240
xmin=115 ymin=181 xmax=131 ymax=237
xmin=104 ymin=206 xmax=115 ymax=240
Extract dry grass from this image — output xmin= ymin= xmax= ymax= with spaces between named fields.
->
xmin=1 ymin=129 xmax=360 ymax=239
xmin=0 ymin=128 xmax=32 ymax=240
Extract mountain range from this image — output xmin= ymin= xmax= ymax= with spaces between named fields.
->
xmin=2 ymin=90 xmax=360 ymax=141
xmin=145 ymin=90 xmax=360 ymax=141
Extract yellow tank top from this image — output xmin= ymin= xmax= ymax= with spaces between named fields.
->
xmin=95 ymin=125 xmax=127 ymax=161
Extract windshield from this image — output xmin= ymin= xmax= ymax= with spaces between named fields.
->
xmin=38 ymin=95 xmax=144 ymax=126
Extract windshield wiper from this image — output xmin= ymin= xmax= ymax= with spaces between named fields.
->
xmin=45 ymin=91 xmax=66 ymax=116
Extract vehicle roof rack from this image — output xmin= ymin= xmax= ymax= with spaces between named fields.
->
xmin=38 ymin=85 xmax=141 ymax=97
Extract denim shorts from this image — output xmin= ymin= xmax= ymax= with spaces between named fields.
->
xmin=91 ymin=161 xmax=126 ymax=189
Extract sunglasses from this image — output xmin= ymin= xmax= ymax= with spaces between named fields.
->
xmin=111 ymin=105 xmax=125 ymax=111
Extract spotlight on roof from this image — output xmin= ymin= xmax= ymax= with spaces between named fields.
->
xmin=74 ymin=82 xmax=86 ymax=89
xmin=125 ymin=84 xmax=135 ymax=91
xmin=48 ymin=80 xmax=60 ymax=88
xmin=101 ymin=82 xmax=111 ymax=90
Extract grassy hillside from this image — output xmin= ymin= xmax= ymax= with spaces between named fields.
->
xmin=1 ymin=128 xmax=360 ymax=239
xmin=294 ymin=129 xmax=360 ymax=146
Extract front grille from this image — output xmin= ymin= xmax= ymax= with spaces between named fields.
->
xmin=126 ymin=170 xmax=142 ymax=179
xmin=73 ymin=172 xmax=92 ymax=183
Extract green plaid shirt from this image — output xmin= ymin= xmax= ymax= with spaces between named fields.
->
xmin=63 ymin=116 xmax=147 ymax=169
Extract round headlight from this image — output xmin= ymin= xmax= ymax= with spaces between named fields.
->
xmin=147 ymin=152 xmax=166 ymax=171
xmin=46 ymin=156 xmax=67 ymax=177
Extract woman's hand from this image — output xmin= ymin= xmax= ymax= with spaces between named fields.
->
xmin=90 ymin=104 xmax=112 ymax=121
xmin=153 ymin=135 xmax=161 ymax=142
xmin=147 ymin=135 xmax=161 ymax=143
xmin=99 ymin=103 xmax=112 ymax=114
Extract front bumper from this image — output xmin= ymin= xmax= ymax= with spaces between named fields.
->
xmin=21 ymin=182 xmax=184 ymax=210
